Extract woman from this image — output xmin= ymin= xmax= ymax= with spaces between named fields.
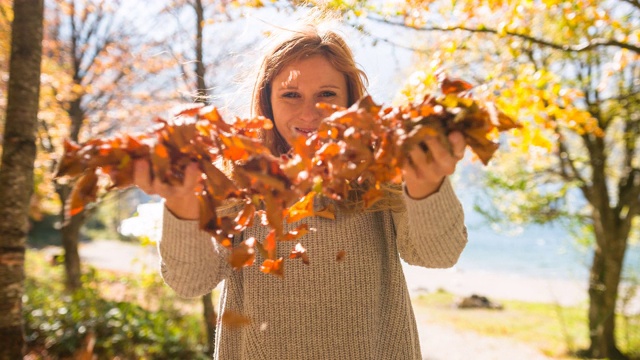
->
xmin=134 ymin=20 xmax=468 ymax=360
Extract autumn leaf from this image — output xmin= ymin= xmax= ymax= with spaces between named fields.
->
xmin=221 ymin=310 xmax=252 ymax=328
xmin=228 ymin=237 xmax=257 ymax=270
xmin=56 ymin=76 xmax=519 ymax=276
xmin=260 ymin=258 xmax=284 ymax=277
xmin=67 ymin=170 xmax=99 ymax=217
xmin=289 ymin=243 xmax=310 ymax=264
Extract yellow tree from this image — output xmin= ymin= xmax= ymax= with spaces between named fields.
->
xmin=332 ymin=0 xmax=639 ymax=358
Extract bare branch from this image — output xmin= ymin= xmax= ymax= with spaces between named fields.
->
xmin=621 ymin=0 xmax=640 ymax=11
xmin=367 ymin=15 xmax=640 ymax=55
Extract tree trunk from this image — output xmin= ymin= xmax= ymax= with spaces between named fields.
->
xmin=586 ymin=211 xmax=629 ymax=359
xmin=55 ymin=183 xmax=85 ymax=291
xmin=193 ymin=2 xmax=217 ymax=354
xmin=0 ymin=0 xmax=44 ymax=358
xmin=202 ymin=292 xmax=217 ymax=355
xmin=57 ymin=95 xmax=86 ymax=291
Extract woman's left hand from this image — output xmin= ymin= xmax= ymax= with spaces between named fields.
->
xmin=402 ymin=131 xmax=467 ymax=199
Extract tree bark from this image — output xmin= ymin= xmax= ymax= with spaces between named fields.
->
xmin=57 ymin=95 xmax=86 ymax=291
xmin=586 ymin=209 xmax=629 ymax=359
xmin=0 ymin=0 xmax=44 ymax=358
xmin=55 ymin=181 xmax=88 ymax=291
xmin=202 ymin=292 xmax=217 ymax=355
xmin=193 ymin=1 xmax=217 ymax=354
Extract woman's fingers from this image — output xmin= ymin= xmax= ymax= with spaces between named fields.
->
xmin=448 ymin=131 xmax=466 ymax=160
xmin=133 ymin=159 xmax=156 ymax=195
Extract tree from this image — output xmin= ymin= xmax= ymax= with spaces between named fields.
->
xmin=332 ymin=0 xmax=639 ymax=357
xmin=41 ymin=0 xmax=168 ymax=290
xmin=0 ymin=0 xmax=44 ymax=358
xmin=159 ymin=0 xmax=261 ymax=353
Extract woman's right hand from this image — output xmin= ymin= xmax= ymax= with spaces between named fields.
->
xmin=133 ymin=159 xmax=202 ymax=220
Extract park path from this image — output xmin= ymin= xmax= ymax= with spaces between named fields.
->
xmin=51 ymin=239 xmax=553 ymax=360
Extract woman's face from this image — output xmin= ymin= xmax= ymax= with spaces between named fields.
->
xmin=270 ymin=55 xmax=348 ymax=145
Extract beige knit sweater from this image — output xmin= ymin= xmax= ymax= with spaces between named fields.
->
xmin=158 ymin=178 xmax=467 ymax=360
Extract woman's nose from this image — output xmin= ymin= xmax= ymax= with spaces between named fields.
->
xmin=299 ymin=99 xmax=322 ymax=123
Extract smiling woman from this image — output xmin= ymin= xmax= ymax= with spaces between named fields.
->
xmin=131 ymin=12 xmax=470 ymax=360
xmin=269 ymin=55 xmax=348 ymax=146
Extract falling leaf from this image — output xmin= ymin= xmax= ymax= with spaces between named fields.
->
xmin=260 ymin=258 xmax=284 ymax=277
xmin=221 ymin=310 xmax=251 ymax=328
xmin=289 ymin=243 xmax=310 ymax=264
xmin=228 ymin=237 xmax=257 ymax=270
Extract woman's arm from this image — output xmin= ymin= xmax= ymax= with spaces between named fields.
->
xmin=393 ymin=178 xmax=468 ymax=268
xmin=157 ymin=206 xmax=235 ymax=298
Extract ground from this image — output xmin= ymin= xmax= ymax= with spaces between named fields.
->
xmin=37 ymin=239 xmax=561 ymax=359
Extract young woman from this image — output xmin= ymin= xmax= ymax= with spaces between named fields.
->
xmin=134 ymin=20 xmax=468 ymax=360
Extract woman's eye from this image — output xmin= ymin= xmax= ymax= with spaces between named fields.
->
xmin=320 ymin=91 xmax=336 ymax=98
xmin=282 ymin=92 xmax=300 ymax=98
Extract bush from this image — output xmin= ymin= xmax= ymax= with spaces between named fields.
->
xmin=24 ymin=253 xmax=209 ymax=360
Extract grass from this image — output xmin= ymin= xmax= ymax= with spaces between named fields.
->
xmin=411 ymin=290 xmax=640 ymax=359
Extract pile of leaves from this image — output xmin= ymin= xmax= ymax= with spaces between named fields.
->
xmin=55 ymin=75 xmax=520 ymax=277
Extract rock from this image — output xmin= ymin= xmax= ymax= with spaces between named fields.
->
xmin=456 ymin=294 xmax=503 ymax=310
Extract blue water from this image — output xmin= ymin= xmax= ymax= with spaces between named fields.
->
xmin=455 ymin=201 xmax=640 ymax=282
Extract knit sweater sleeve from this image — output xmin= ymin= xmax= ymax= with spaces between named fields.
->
xmin=157 ymin=204 xmax=237 ymax=298
xmin=393 ymin=177 xmax=468 ymax=268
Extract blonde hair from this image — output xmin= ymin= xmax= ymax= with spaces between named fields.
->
xmin=246 ymin=16 xmax=403 ymax=213
xmin=251 ymin=19 xmax=368 ymax=155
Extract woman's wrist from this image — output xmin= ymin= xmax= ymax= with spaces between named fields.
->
xmin=404 ymin=176 xmax=445 ymax=200
xmin=165 ymin=194 xmax=200 ymax=220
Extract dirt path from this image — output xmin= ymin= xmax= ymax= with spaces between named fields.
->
xmin=58 ymin=239 xmax=554 ymax=359
xmin=417 ymin=321 xmax=551 ymax=360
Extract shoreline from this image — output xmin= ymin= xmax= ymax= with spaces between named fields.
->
xmin=38 ymin=240 xmax=639 ymax=314
xmin=402 ymin=262 xmax=587 ymax=306
xmin=403 ymin=262 xmax=640 ymax=314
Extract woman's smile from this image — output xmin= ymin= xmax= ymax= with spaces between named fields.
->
xmin=270 ymin=55 xmax=348 ymax=145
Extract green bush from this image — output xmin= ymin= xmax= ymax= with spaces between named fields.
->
xmin=24 ymin=255 xmax=209 ymax=360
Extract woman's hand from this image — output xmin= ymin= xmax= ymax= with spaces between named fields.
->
xmin=133 ymin=159 xmax=202 ymax=220
xmin=403 ymin=131 xmax=466 ymax=199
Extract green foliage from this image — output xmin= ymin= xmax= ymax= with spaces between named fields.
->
xmin=23 ymin=252 xmax=208 ymax=360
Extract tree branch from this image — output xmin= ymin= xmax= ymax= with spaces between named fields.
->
xmin=367 ymin=15 xmax=640 ymax=55
xmin=621 ymin=0 xmax=640 ymax=11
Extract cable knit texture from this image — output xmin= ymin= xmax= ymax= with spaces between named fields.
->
xmin=158 ymin=178 xmax=467 ymax=359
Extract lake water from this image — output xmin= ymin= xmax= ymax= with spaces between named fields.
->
xmin=120 ymin=191 xmax=640 ymax=283
xmin=457 ymin=202 xmax=640 ymax=283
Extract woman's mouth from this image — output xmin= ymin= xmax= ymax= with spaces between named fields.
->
xmin=294 ymin=127 xmax=316 ymax=136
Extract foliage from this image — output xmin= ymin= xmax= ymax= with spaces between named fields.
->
xmin=23 ymin=251 xmax=208 ymax=360
xmin=55 ymin=76 xmax=519 ymax=279
xmin=326 ymin=0 xmax=639 ymax=356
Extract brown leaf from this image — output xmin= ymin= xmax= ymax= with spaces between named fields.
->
xmin=221 ymin=310 xmax=251 ymax=328
xmin=289 ymin=243 xmax=310 ymax=264
xmin=67 ymin=171 xmax=99 ymax=217
xmin=228 ymin=237 xmax=256 ymax=270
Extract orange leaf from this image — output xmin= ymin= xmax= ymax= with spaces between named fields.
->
xmin=260 ymin=258 xmax=284 ymax=277
xmin=67 ymin=171 xmax=99 ymax=217
xmin=228 ymin=237 xmax=256 ymax=270
xmin=221 ymin=310 xmax=251 ymax=328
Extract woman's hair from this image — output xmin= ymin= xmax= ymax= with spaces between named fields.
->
xmin=246 ymin=16 xmax=404 ymax=213
xmin=251 ymin=21 xmax=368 ymax=155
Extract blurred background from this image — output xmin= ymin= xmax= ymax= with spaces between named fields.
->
xmin=0 ymin=0 xmax=638 ymax=359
